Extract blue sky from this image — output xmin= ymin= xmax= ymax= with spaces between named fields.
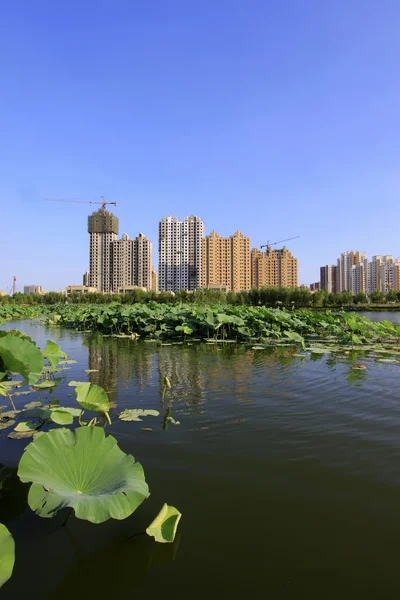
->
xmin=1 ymin=0 xmax=399 ymax=291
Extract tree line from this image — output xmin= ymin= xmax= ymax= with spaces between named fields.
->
xmin=1 ymin=287 xmax=399 ymax=307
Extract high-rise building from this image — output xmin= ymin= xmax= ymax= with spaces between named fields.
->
xmin=350 ymin=262 xmax=367 ymax=295
xmin=112 ymin=232 xmax=153 ymax=292
xmin=82 ymin=271 xmax=90 ymax=287
xmin=88 ymin=208 xmax=119 ymax=292
xmin=158 ymin=215 xmax=204 ymax=293
xmin=202 ymin=230 xmax=251 ymax=292
xmin=337 ymin=251 xmax=367 ymax=292
xmin=367 ymin=255 xmax=394 ymax=294
xmin=251 ymin=246 xmax=298 ymax=289
xmin=112 ymin=233 xmax=134 ymax=291
xmin=151 ymin=268 xmax=158 ymax=292
xmin=320 ymin=265 xmax=337 ymax=293
xmin=134 ymin=233 xmax=152 ymax=290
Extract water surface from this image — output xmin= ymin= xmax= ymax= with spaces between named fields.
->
xmin=1 ymin=319 xmax=400 ymax=598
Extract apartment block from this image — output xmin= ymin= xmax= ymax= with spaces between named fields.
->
xmin=112 ymin=232 xmax=153 ymax=292
xmin=337 ymin=251 xmax=367 ymax=292
xmin=320 ymin=265 xmax=337 ymax=293
xmin=88 ymin=208 xmax=119 ymax=292
xmin=151 ymin=268 xmax=158 ymax=292
xmin=158 ymin=215 xmax=204 ymax=293
xmin=251 ymin=246 xmax=298 ymax=289
xmin=202 ymin=230 xmax=251 ymax=292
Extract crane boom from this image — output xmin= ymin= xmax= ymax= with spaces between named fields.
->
xmin=260 ymin=235 xmax=300 ymax=250
xmin=45 ymin=196 xmax=117 ymax=210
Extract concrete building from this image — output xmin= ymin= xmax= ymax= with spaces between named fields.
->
xmin=202 ymin=230 xmax=251 ymax=292
xmin=65 ymin=285 xmax=97 ymax=297
xmin=310 ymin=282 xmax=320 ymax=292
xmin=88 ymin=208 xmax=119 ymax=293
xmin=134 ymin=233 xmax=152 ymax=291
xmin=350 ymin=263 xmax=367 ymax=295
xmin=24 ymin=285 xmax=44 ymax=295
xmin=337 ymin=251 xmax=367 ymax=292
xmin=320 ymin=265 xmax=337 ymax=293
xmin=112 ymin=232 xmax=153 ymax=292
xmin=158 ymin=215 xmax=204 ymax=293
xmin=251 ymin=246 xmax=298 ymax=289
xmin=151 ymin=268 xmax=158 ymax=292
xmin=82 ymin=271 xmax=90 ymax=287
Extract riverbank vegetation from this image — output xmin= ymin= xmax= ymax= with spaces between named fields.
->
xmin=1 ymin=286 xmax=400 ymax=309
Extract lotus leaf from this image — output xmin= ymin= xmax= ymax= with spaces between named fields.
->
xmin=50 ymin=410 xmax=74 ymax=425
xmin=0 ymin=524 xmax=15 ymax=588
xmin=75 ymin=382 xmax=110 ymax=413
xmin=119 ymin=409 xmax=160 ymax=422
xmin=68 ymin=381 xmax=86 ymax=387
xmin=18 ymin=427 xmax=149 ymax=523
xmin=42 ymin=341 xmax=67 ymax=370
xmin=146 ymin=503 xmax=182 ymax=543
xmin=33 ymin=381 xmax=57 ymax=390
xmin=0 ymin=335 xmax=43 ymax=383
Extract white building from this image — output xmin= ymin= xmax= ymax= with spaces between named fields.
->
xmin=337 ymin=251 xmax=367 ymax=292
xmin=367 ymin=255 xmax=394 ymax=294
xmin=88 ymin=209 xmax=119 ymax=292
xmin=158 ymin=215 xmax=204 ymax=292
xmin=24 ymin=285 xmax=44 ymax=295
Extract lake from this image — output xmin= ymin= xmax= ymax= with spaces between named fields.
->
xmin=1 ymin=317 xmax=400 ymax=598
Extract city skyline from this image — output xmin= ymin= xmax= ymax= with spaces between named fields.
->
xmin=1 ymin=2 xmax=399 ymax=292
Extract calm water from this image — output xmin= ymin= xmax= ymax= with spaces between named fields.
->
xmin=1 ymin=317 xmax=400 ymax=598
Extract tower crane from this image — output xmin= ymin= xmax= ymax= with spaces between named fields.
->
xmin=260 ymin=235 xmax=300 ymax=250
xmin=44 ymin=196 xmax=117 ymax=210
xmin=8 ymin=276 xmax=16 ymax=296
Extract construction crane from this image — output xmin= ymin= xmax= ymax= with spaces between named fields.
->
xmin=8 ymin=276 xmax=16 ymax=296
xmin=260 ymin=235 xmax=300 ymax=250
xmin=44 ymin=196 xmax=117 ymax=210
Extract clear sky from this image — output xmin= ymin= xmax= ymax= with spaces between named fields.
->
xmin=1 ymin=0 xmax=399 ymax=292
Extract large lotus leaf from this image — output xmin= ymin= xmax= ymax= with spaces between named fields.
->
xmin=18 ymin=427 xmax=149 ymax=523
xmin=0 ymin=336 xmax=43 ymax=384
xmin=42 ymin=341 xmax=67 ymax=370
xmin=75 ymin=383 xmax=110 ymax=413
xmin=0 ymin=523 xmax=15 ymax=588
xmin=50 ymin=410 xmax=74 ymax=425
xmin=146 ymin=504 xmax=182 ymax=543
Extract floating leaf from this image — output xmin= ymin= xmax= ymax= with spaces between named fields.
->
xmin=146 ymin=503 xmax=182 ymax=543
xmin=84 ymin=369 xmax=98 ymax=373
xmin=13 ymin=390 xmax=32 ymax=397
xmin=0 ymin=420 xmax=16 ymax=431
xmin=33 ymin=381 xmax=56 ymax=390
xmin=61 ymin=360 xmax=77 ymax=365
xmin=8 ymin=430 xmax=37 ymax=439
xmin=50 ymin=410 xmax=74 ymax=425
xmin=18 ymin=427 xmax=149 ymax=523
xmin=75 ymin=383 xmax=110 ymax=413
xmin=23 ymin=401 xmax=43 ymax=409
xmin=68 ymin=381 xmax=86 ymax=387
xmin=14 ymin=421 xmax=38 ymax=433
xmin=167 ymin=417 xmax=180 ymax=425
xmin=352 ymin=365 xmax=367 ymax=370
xmin=119 ymin=409 xmax=160 ymax=422
xmin=0 ymin=523 xmax=15 ymax=588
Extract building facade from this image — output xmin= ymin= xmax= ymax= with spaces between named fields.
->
xmin=88 ymin=208 xmax=119 ymax=292
xmin=112 ymin=232 xmax=153 ymax=292
xmin=158 ymin=215 xmax=204 ymax=292
xmin=23 ymin=285 xmax=44 ymax=295
xmin=202 ymin=230 xmax=251 ymax=292
xmin=320 ymin=265 xmax=337 ymax=293
xmin=251 ymin=246 xmax=298 ymax=289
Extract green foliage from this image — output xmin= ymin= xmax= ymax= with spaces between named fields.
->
xmin=146 ymin=504 xmax=182 ymax=543
xmin=42 ymin=340 xmax=67 ymax=369
xmin=18 ymin=427 xmax=150 ymax=523
xmin=0 ymin=335 xmax=44 ymax=383
xmin=75 ymin=382 xmax=110 ymax=413
xmin=0 ymin=524 xmax=15 ymax=588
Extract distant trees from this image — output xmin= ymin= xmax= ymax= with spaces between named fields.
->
xmin=1 ymin=286 xmax=399 ymax=308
